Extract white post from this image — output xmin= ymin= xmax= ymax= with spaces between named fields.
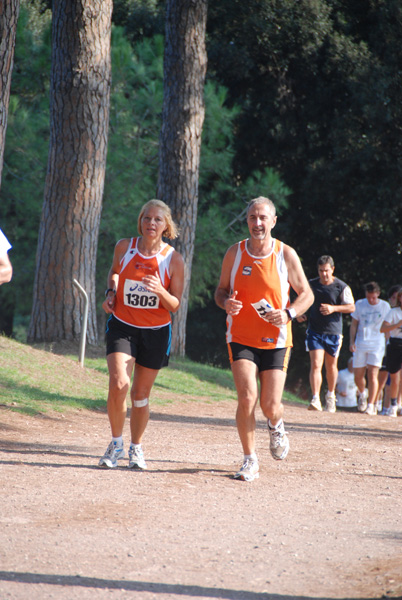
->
xmin=73 ymin=279 xmax=89 ymax=367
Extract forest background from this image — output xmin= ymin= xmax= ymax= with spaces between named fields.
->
xmin=1 ymin=0 xmax=401 ymax=396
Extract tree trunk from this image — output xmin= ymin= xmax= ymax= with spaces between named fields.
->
xmin=157 ymin=0 xmax=208 ymax=356
xmin=0 ymin=0 xmax=20 ymax=189
xmin=28 ymin=0 xmax=112 ymax=345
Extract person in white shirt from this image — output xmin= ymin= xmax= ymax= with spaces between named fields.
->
xmin=349 ymin=282 xmax=390 ymax=415
xmin=380 ymin=289 xmax=402 ymax=417
xmin=0 ymin=229 xmax=12 ymax=285
xmin=335 ymin=357 xmax=358 ymax=408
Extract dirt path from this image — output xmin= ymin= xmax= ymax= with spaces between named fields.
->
xmin=1 ymin=399 xmax=401 ymax=600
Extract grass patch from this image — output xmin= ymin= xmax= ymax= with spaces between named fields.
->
xmin=0 ymin=335 xmax=305 ymax=416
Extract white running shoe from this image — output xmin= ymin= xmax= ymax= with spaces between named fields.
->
xmin=389 ymin=405 xmax=398 ymax=418
xmin=128 ymin=444 xmax=147 ymax=470
xmin=308 ymin=397 xmax=322 ymax=411
xmin=357 ymin=390 xmax=368 ymax=413
xmin=268 ymin=421 xmax=290 ymax=461
xmin=234 ymin=458 xmax=260 ymax=482
xmin=365 ymin=403 xmax=376 ymax=416
xmin=324 ymin=392 xmax=336 ymax=413
xmin=98 ymin=441 xmax=125 ymax=468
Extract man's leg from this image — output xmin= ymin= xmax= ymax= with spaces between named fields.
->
xmin=259 ymin=368 xmax=286 ymax=425
xmin=354 ymin=362 xmax=369 ymax=412
xmin=231 ymin=359 xmax=259 ymax=456
xmin=353 ymin=365 xmax=367 ymax=395
xmin=324 ymin=353 xmax=338 ymax=394
xmin=376 ymin=369 xmax=389 ymax=412
xmin=387 ymin=371 xmax=400 ymax=417
xmin=260 ymin=368 xmax=289 ymax=461
xmin=323 ymin=353 xmax=338 ymax=412
xmin=365 ymin=364 xmax=380 ymax=414
xmin=309 ymin=349 xmax=325 ymax=396
xmin=308 ymin=349 xmax=325 ymax=410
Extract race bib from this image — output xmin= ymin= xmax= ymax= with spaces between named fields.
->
xmin=251 ymin=298 xmax=273 ymax=321
xmin=123 ymin=279 xmax=160 ymax=309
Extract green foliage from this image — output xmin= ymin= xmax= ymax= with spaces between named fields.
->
xmin=3 ymin=15 xmax=291 ymax=345
xmin=99 ymin=29 xmax=164 ymax=272
xmin=112 ymin=0 xmax=165 ymax=44
xmin=0 ymin=335 xmax=303 ymax=416
xmin=0 ymin=2 xmax=51 ymax=331
xmin=0 ymin=335 xmax=239 ymax=415
xmin=207 ymin=0 xmax=402 ymax=299
xmin=100 ymin=28 xmax=289 ymax=313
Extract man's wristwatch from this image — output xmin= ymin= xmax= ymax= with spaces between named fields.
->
xmin=285 ymin=307 xmax=296 ymax=321
xmin=105 ymin=288 xmax=116 ymax=297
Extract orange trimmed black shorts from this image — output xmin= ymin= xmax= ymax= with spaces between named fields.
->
xmin=228 ymin=343 xmax=291 ymax=373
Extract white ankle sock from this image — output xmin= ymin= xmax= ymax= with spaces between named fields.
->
xmin=244 ymin=453 xmax=258 ymax=462
xmin=268 ymin=418 xmax=283 ymax=430
xmin=112 ymin=436 xmax=123 ymax=447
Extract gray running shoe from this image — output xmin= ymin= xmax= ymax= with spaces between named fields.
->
xmin=357 ymin=390 xmax=368 ymax=413
xmin=389 ymin=405 xmax=398 ymax=418
xmin=365 ymin=403 xmax=376 ymax=416
xmin=268 ymin=421 xmax=289 ymax=461
xmin=128 ymin=444 xmax=147 ymax=470
xmin=308 ymin=397 xmax=322 ymax=411
xmin=324 ymin=392 xmax=336 ymax=413
xmin=234 ymin=458 xmax=260 ymax=482
xmin=98 ymin=441 xmax=125 ymax=468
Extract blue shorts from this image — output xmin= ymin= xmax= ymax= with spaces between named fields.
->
xmin=305 ymin=329 xmax=343 ymax=358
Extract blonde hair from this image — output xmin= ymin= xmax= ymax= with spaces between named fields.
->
xmin=137 ymin=199 xmax=179 ymax=240
xmin=247 ymin=196 xmax=276 ymax=217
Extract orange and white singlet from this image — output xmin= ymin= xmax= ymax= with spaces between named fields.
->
xmin=226 ymin=238 xmax=292 ymax=349
xmin=114 ymin=237 xmax=175 ymax=329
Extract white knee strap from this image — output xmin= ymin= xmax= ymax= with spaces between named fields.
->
xmin=133 ymin=398 xmax=148 ymax=408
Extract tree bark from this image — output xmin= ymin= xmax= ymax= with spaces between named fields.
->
xmin=28 ymin=0 xmax=112 ymax=345
xmin=157 ymin=0 xmax=208 ymax=356
xmin=0 ymin=0 xmax=20 ymax=189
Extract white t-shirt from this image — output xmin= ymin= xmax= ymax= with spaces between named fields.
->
xmin=335 ymin=368 xmax=357 ymax=407
xmin=384 ymin=306 xmax=402 ymax=340
xmin=351 ymin=298 xmax=390 ymax=350
xmin=0 ymin=229 xmax=12 ymax=255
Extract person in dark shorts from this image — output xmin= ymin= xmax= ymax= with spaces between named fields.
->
xmin=380 ymin=289 xmax=402 ymax=417
xmin=98 ymin=200 xmax=184 ymax=470
xmin=298 ymin=256 xmax=355 ymax=413
xmin=215 ymin=197 xmax=313 ymax=482
xmin=375 ymin=285 xmax=402 ymax=415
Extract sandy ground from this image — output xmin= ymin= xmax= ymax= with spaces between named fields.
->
xmin=0 ymin=399 xmax=402 ymax=600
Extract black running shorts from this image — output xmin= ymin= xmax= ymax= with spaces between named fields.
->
xmin=106 ymin=315 xmax=171 ymax=370
xmin=228 ymin=342 xmax=291 ymax=373
xmin=385 ymin=338 xmax=402 ymax=375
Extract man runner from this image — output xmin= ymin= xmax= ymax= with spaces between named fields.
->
xmin=215 ymin=197 xmax=313 ymax=482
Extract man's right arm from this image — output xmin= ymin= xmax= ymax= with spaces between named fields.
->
xmin=349 ymin=317 xmax=358 ymax=353
xmin=215 ymin=245 xmax=243 ymax=316
xmin=284 ymin=245 xmax=314 ymax=317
